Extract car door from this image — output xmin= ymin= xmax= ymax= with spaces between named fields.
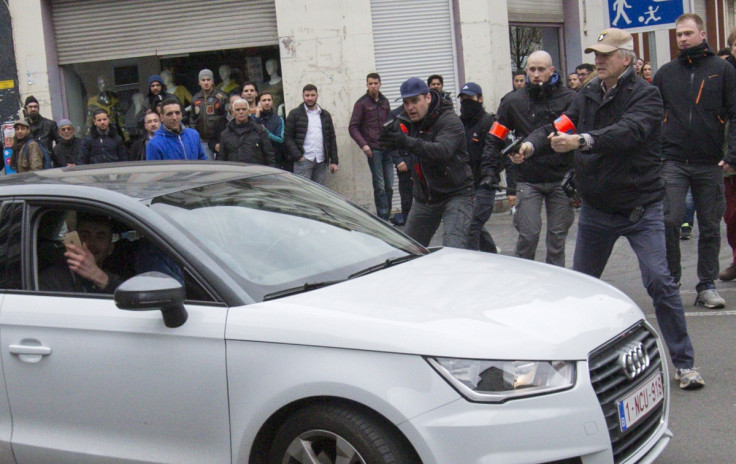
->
xmin=0 ymin=202 xmax=231 ymax=464
xmin=0 ymin=201 xmax=23 ymax=464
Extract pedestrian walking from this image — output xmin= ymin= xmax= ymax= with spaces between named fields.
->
xmin=459 ymin=82 xmax=499 ymax=253
xmin=522 ymin=27 xmax=704 ymax=390
xmin=652 ymin=13 xmax=736 ymax=308
xmin=378 ymin=77 xmax=473 ymax=248
xmin=489 ymin=50 xmax=577 ymax=266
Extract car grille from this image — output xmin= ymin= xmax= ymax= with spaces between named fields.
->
xmin=588 ymin=322 xmax=666 ymax=464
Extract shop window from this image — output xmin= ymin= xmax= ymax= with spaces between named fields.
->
xmin=509 ymin=24 xmax=565 ymax=77
xmin=60 ymin=46 xmax=282 ymax=140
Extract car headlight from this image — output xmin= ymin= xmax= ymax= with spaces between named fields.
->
xmin=427 ymin=357 xmax=576 ymax=403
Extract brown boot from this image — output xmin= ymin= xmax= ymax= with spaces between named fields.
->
xmin=719 ymin=263 xmax=736 ymax=281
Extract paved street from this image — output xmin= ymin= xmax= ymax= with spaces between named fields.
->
xmin=427 ymin=207 xmax=736 ymax=463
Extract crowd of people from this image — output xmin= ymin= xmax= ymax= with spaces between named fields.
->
xmin=8 ymin=13 xmax=736 ymax=391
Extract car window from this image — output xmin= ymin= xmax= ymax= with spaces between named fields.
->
xmin=0 ymin=201 xmax=23 ymax=290
xmin=34 ymin=208 xmax=214 ymax=302
xmin=150 ymin=173 xmax=426 ymax=301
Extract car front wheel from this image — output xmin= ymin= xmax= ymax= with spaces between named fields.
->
xmin=268 ymin=403 xmax=414 ymax=464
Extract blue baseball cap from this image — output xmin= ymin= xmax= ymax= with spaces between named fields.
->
xmin=458 ymin=82 xmax=482 ymax=97
xmin=398 ymin=77 xmax=430 ymax=100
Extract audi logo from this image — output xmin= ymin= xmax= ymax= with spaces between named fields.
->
xmin=618 ymin=343 xmax=650 ymax=380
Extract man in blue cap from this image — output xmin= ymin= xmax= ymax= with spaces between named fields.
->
xmin=459 ymin=82 xmax=500 ymax=253
xmin=378 ymin=77 xmax=473 ymax=248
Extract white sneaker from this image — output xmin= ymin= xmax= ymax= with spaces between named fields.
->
xmin=694 ymin=289 xmax=726 ymax=309
xmin=675 ymin=368 xmax=705 ymax=390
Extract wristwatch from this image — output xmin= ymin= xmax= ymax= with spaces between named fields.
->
xmin=578 ymin=135 xmax=586 ymax=149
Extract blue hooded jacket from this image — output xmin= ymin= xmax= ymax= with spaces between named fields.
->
xmin=146 ymin=125 xmax=207 ymax=161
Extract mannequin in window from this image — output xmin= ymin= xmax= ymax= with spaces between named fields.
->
xmin=162 ymin=69 xmax=192 ymax=108
xmin=86 ymin=76 xmax=129 ymax=141
xmin=217 ymin=65 xmax=240 ymax=95
xmin=262 ymin=58 xmax=284 ymax=111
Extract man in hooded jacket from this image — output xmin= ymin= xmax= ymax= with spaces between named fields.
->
xmin=653 ymin=13 xmax=736 ymax=309
xmin=484 ymin=50 xmax=577 ymax=266
xmin=458 ymin=82 xmax=499 ymax=253
xmin=378 ymin=77 xmax=473 ymax=248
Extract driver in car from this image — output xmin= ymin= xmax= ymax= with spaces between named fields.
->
xmin=41 ymin=213 xmax=122 ymax=293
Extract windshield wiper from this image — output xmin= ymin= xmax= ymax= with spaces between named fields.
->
xmin=348 ymin=254 xmax=421 ymax=280
xmin=263 ymin=280 xmax=345 ymax=301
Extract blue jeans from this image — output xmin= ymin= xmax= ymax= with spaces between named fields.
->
xmin=367 ymin=150 xmax=394 ymax=219
xmin=683 ymin=188 xmax=695 ymax=226
xmin=573 ymin=201 xmax=695 ymax=369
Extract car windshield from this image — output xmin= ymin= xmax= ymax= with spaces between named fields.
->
xmin=149 ymin=173 xmax=426 ymax=301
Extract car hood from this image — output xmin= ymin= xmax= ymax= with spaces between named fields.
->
xmin=225 ymin=248 xmax=645 ymax=360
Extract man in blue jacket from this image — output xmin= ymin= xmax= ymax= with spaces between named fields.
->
xmin=147 ymin=99 xmax=207 ymax=161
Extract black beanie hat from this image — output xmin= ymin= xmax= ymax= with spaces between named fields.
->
xmin=24 ymin=95 xmax=39 ymax=107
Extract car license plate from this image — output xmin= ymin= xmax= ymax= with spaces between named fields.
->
xmin=617 ymin=371 xmax=664 ymax=432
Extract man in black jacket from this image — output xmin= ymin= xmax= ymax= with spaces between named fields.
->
xmin=523 ymin=28 xmax=704 ymax=390
xmin=219 ymin=99 xmax=274 ymax=166
xmin=459 ymin=82 xmax=498 ymax=253
xmin=379 ymin=77 xmax=473 ymax=248
xmin=284 ymin=84 xmax=338 ymax=185
xmin=486 ymin=51 xmax=576 ymax=266
xmin=24 ymin=95 xmax=59 ymax=154
xmin=52 ymin=119 xmax=80 ymax=167
xmin=653 ymin=13 xmax=736 ymax=309
xmin=77 ymin=109 xmax=128 ymax=165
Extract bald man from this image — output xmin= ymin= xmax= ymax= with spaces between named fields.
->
xmin=481 ymin=50 xmax=578 ymax=266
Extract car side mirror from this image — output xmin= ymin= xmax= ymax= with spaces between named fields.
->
xmin=114 ymin=272 xmax=188 ymax=328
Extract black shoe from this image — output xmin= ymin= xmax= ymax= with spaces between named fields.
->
xmin=390 ymin=213 xmax=405 ymax=226
xmin=680 ymin=224 xmax=692 ymax=240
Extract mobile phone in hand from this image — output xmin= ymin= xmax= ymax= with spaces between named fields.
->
xmin=62 ymin=231 xmax=81 ymax=248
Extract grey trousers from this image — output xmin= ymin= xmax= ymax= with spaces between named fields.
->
xmin=513 ymin=181 xmax=574 ymax=266
xmin=294 ymin=158 xmax=327 ymax=185
xmin=663 ymin=160 xmax=725 ymax=287
xmin=404 ymin=193 xmax=473 ymax=248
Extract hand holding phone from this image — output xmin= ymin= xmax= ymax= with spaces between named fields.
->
xmin=62 ymin=231 xmax=81 ymax=248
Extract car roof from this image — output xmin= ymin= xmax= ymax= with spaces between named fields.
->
xmin=0 ymin=161 xmax=282 ymax=200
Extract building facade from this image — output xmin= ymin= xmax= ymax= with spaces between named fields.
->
xmin=8 ymin=0 xmax=736 ymax=208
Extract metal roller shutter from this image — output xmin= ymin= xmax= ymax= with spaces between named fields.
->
xmin=508 ymin=0 xmax=564 ymax=23
xmin=371 ymin=0 xmax=459 ymax=213
xmin=51 ymin=0 xmax=278 ymax=65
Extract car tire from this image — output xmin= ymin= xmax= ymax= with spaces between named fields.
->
xmin=267 ymin=402 xmax=414 ymax=464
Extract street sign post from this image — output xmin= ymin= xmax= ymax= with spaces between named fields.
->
xmin=605 ymin=0 xmax=689 ymax=33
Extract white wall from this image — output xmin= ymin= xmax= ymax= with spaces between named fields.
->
xmin=457 ymin=0 xmax=513 ymax=112
xmin=9 ymin=0 xmax=56 ymax=120
xmin=275 ymin=0 xmax=375 ymax=209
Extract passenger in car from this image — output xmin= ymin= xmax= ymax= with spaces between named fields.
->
xmin=40 ymin=213 xmax=122 ymax=294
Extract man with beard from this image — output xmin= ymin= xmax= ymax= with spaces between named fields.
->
xmin=77 ymin=109 xmax=128 ymax=165
xmin=23 ymin=95 xmax=58 ymax=154
xmin=349 ymin=73 xmax=392 ymax=220
xmin=486 ymin=50 xmax=577 ymax=266
xmin=130 ymin=110 xmax=160 ymax=161
xmin=252 ymin=91 xmax=287 ymax=170
xmin=284 ymin=84 xmax=339 ymax=184
xmin=138 ymin=75 xmax=177 ymax=123
xmin=458 ymin=82 xmax=499 ymax=253
xmin=653 ymin=13 xmax=736 ymax=308
xmin=52 ymin=119 xmax=80 ymax=167
xmin=378 ymin=77 xmax=473 ymax=248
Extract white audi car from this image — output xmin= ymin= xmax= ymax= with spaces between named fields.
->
xmin=0 ymin=163 xmax=670 ymax=464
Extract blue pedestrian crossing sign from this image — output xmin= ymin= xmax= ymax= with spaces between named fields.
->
xmin=606 ymin=0 xmax=689 ymax=33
